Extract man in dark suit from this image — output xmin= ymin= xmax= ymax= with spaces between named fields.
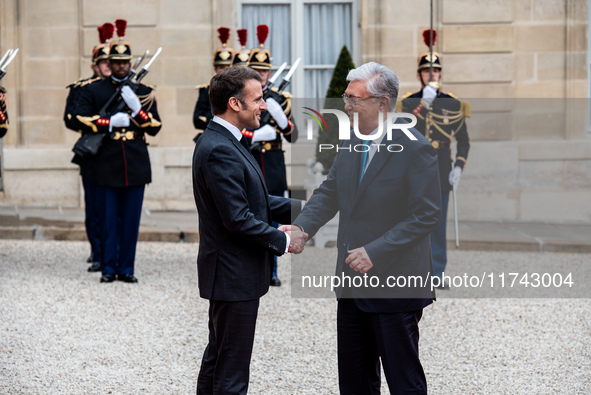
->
xmin=192 ymin=66 xmax=307 ymax=395
xmin=290 ymin=62 xmax=441 ymax=394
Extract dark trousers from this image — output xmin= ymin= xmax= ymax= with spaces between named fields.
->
xmin=337 ymin=299 xmax=427 ymax=395
xmin=96 ymin=184 xmax=144 ymax=276
xmin=430 ymin=192 xmax=449 ymax=278
xmin=197 ymin=299 xmax=260 ymax=395
xmin=82 ymin=176 xmax=101 ymax=262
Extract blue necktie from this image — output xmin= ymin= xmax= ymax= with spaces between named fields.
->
xmin=359 ymin=140 xmax=369 ymax=185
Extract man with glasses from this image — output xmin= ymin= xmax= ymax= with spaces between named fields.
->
xmin=290 ymin=62 xmax=441 ymax=394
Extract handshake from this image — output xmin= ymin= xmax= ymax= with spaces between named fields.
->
xmin=278 ymin=225 xmax=308 ymax=254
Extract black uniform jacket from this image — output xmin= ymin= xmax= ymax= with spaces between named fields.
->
xmin=74 ymin=77 xmax=161 ymax=188
xmin=192 ymin=84 xmax=211 ymax=132
xmin=0 ymin=93 xmax=7 ymax=138
xmin=64 ymin=76 xmax=101 ymax=172
xmin=401 ymin=90 xmax=470 ymax=192
xmin=192 ymin=120 xmax=301 ymax=301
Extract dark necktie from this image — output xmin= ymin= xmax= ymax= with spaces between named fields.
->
xmin=239 ymin=136 xmax=250 ymax=151
xmin=359 ymin=140 xmax=369 ymax=185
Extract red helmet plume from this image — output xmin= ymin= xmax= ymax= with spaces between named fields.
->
xmin=237 ymin=29 xmax=248 ymax=47
xmin=422 ymin=29 xmax=437 ymax=48
xmin=115 ymin=19 xmax=127 ymax=38
xmin=217 ymin=27 xmax=230 ymax=46
xmin=256 ymin=24 xmax=269 ymax=47
xmin=101 ymin=23 xmax=114 ymax=43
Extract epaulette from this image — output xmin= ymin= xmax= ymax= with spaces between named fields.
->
xmin=400 ymin=92 xmax=413 ymax=99
xmin=442 ymin=92 xmax=470 ymax=118
xmin=139 ymin=81 xmax=157 ymax=90
xmin=66 ymin=77 xmax=86 ymax=89
xmin=196 ymin=82 xmax=210 ymax=90
xmin=271 ymin=87 xmax=292 ymax=99
xmin=460 ymin=100 xmax=471 ymax=118
xmin=79 ymin=76 xmax=101 ymax=88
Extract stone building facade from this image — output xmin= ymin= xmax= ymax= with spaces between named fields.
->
xmin=0 ymin=0 xmax=590 ymax=222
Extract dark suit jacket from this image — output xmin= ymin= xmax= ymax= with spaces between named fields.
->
xmin=192 ymin=120 xmax=301 ymax=301
xmin=294 ymin=119 xmax=441 ymax=313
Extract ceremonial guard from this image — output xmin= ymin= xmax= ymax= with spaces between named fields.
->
xmin=399 ymin=30 xmax=470 ymax=287
xmin=192 ymin=27 xmax=233 ymax=142
xmin=246 ymin=24 xmax=298 ymax=286
xmin=73 ymin=19 xmax=162 ymax=283
xmin=0 ymin=86 xmax=7 ymax=137
xmin=64 ymin=23 xmax=114 ymax=272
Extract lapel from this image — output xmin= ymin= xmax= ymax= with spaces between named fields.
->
xmin=207 ymin=121 xmax=271 ymax=200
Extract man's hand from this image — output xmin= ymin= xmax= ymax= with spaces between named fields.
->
xmin=121 ymin=85 xmax=142 ymax=117
xmin=346 ymin=247 xmax=373 ymax=273
xmin=421 ymin=84 xmax=437 ymax=110
xmin=109 ymin=112 xmax=130 ymax=131
xmin=251 ymin=124 xmax=277 ymax=143
xmin=278 ymin=225 xmax=308 ymax=254
xmin=448 ymin=166 xmax=462 ymax=189
xmin=265 ymin=97 xmax=288 ymax=129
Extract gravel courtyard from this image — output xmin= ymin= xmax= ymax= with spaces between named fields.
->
xmin=1 ymin=240 xmax=589 ymax=394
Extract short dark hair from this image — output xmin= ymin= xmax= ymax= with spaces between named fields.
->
xmin=209 ymin=67 xmax=263 ymax=115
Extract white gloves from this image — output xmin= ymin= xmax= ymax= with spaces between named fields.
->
xmin=265 ymin=97 xmax=288 ymax=129
xmin=449 ymin=166 xmax=462 ymax=189
xmin=121 ymin=85 xmax=142 ymax=117
xmin=109 ymin=112 xmax=130 ymax=132
xmin=251 ymin=124 xmax=277 ymax=143
xmin=422 ymin=84 xmax=437 ymax=109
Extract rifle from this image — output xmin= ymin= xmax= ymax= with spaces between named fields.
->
xmin=99 ymin=47 xmax=162 ymax=118
xmin=0 ymin=48 xmax=19 ymax=82
xmin=258 ymin=58 xmax=300 ymax=126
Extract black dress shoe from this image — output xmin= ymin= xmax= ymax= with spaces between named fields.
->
xmin=117 ymin=274 xmax=138 ymax=283
xmin=88 ymin=262 xmax=102 ymax=272
xmin=270 ymin=275 xmax=281 ymax=287
xmin=100 ymin=274 xmax=116 ymax=283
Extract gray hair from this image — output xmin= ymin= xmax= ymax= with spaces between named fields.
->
xmin=346 ymin=62 xmax=399 ymax=110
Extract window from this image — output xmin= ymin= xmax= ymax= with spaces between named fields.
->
xmin=238 ymin=0 xmax=358 ymax=100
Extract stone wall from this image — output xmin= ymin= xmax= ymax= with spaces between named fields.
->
xmin=361 ymin=0 xmax=591 ymax=223
xmin=1 ymin=0 xmax=590 ymax=223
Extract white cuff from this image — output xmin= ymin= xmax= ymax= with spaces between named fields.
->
xmin=284 ymin=233 xmax=291 ymax=254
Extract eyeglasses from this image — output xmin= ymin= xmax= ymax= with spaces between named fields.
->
xmin=342 ymin=94 xmax=379 ymax=106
